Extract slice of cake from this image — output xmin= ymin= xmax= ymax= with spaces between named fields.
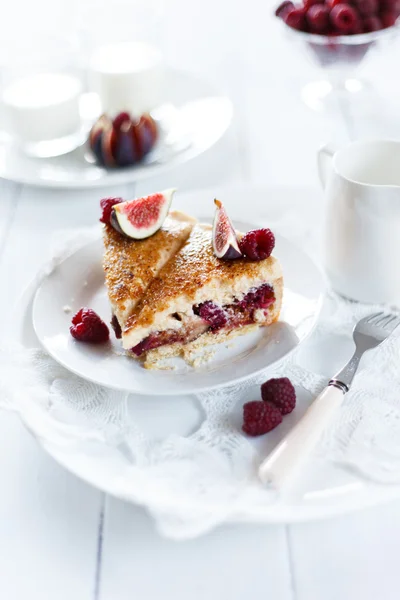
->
xmin=103 ymin=210 xmax=196 ymax=337
xmin=121 ymin=224 xmax=283 ymax=368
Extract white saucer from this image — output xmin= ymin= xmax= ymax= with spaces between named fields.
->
xmin=0 ymin=69 xmax=233 ymax=188
xmin=32 ymin=222 xmax=323 ymax=395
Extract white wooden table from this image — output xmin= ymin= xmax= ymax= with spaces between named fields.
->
xmin=2 ymin=2 xmax=400 ymax=598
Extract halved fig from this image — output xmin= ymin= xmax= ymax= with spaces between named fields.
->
xmin=114 ymin=121 xmax=139 ymax=167
xmin=89 ymin=114 xmax=112 ymax=165
xmin=101 ymin=124 xmax=117 ymax=167
xmin=111 ymin=189 xmax=175 ymax=239
xmin=212 ymin=199 xmax=242 ymax=260
xmin=89 ymin=111 xmax=158 ymax=168
xmin=137 ymin=113 xmax=158 ymax=156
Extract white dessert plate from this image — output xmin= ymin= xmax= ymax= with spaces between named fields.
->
xmin=13 ymin=185 xmax=400 ymax=530
xmin=32 ymin=222 xmax=323 ymax=396
xmin=0 ymin=69 xmax=232 ymax=188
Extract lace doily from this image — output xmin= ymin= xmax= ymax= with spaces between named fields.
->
xmin=1 ymin=223 xmax=400 ymax=539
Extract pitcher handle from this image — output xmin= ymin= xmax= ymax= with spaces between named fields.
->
xmin=317 ymin=143 xmax=335 ymax=189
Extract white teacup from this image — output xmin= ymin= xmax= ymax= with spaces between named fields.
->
xmin=318 ymin=139 xmax=400 ymax=306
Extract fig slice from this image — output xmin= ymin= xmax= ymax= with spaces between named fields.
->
xmin=212 ymin=199 xmax=242 ymax=260
xmin=111 ymin=189 xmax=175 ymax=239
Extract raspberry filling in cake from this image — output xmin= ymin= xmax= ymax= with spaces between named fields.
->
xmin=130 ymin=283 xmax=275 ymax=357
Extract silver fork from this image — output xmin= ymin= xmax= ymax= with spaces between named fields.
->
xmin=259 ymin=312 xmax=400 ymax=489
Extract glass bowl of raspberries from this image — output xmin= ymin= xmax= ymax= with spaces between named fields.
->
xmin=275 ymin=0 xmax=400 ymax=110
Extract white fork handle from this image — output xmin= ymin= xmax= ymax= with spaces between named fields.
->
xmin=258 ymin=386 xmax=345 ymax=489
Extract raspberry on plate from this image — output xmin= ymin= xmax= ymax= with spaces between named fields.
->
xmin=261 ymin=377 xmax=296 ymax=415
xmin=100 ymin=197 xmax=123 ymax=224
xmin=242 ymin=401 xmax=283 ymax=436
xmin=70 ymin=308 xmax=110 ymax=343
xmin=239 ymin=228 xmax=275 ymax=261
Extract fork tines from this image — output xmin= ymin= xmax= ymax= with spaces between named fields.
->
xmin=366 ymin=312 xmax=400 ymax=331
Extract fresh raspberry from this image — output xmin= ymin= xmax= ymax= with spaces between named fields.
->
xmin=242 ymin=401 xmax=282 ymax=436
xmin=70 ymin=308 xmax=110 ymax=343
xmin=330 ymin=4 xmax=360 ymax=33
xmin=113 ymin=112 xmax=131 ymax=130
xmin=363 ymin=16 xmax=381 ymax=30
xmin=275 ymin=1 xmax=295 ymax=18
xmin=284 ymin=8 xmax=308 ymax=31
xmin=306 ymin=5 xmax=330 ymax=32
xmin=239 ymin=228 xmax=275 ymax=261
xmin=381 ymin=0 xmax=400 ymax=13
xmin=304 ymin=0 xmax=324 ymax=8
xmin=326 ymin=0 xmax=346 ymax=8
xmin=381 ymin=10 xmax=398 ymax=27
xmin=193 ymin=301 xmax=227 ymax=331
xmin=261 ymin=377 xmax=296 ymax=415
xmin=100 ymin=197 xmax=123 ymax=224
xmin=351 ymin=22 xmax=364 ymax=33
xmin=353 ymin=0 xmax=378 ymax=17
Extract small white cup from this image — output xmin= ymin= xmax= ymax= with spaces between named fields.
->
xmin=318 ymin=139 xmax=400 ymax=306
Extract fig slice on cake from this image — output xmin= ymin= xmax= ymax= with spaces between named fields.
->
xmin=212 ymin=199 xmax=242 ymax=260
xmin=110 ymin=189 xmax=175 ymax=239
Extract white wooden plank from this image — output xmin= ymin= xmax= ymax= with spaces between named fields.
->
xmin=0 ymin=184 xmax=126 ymax=306
xmin=0 ymin=412 xmax=102 ymax=600
xmin=0 ymin=186 xmax=110 ymax=600
xmin=289 ymin=501 xmax=400 ymax=600
xmin=99 ymin=500 xmax=293 ymax=600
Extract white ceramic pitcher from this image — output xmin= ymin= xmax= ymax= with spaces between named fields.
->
xmin=318 ymin=139 xmax=400 ymax=306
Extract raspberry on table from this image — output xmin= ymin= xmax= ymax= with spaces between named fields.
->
xmin=100 ymin=197 xmax=123 ymax=224
xmin=239 ymin=228 xmax=275 ymax=261
xmin=70 ymin=308 xmax=110 ymax=344
xmin=261 ymin=377 xmax=296 ymax=415
xmin=242 ymin=401 xmax=283 ymax=436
